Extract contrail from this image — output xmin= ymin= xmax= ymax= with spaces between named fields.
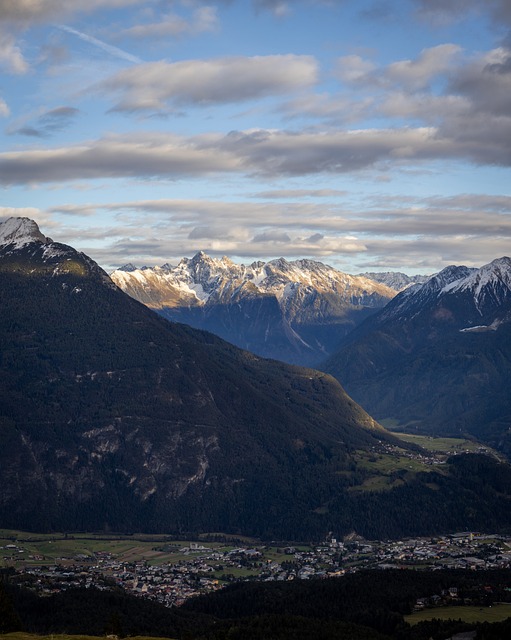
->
xmin=57 ymin=24 xmax=142 ymax=64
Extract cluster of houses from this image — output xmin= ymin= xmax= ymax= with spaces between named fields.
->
xmin=2 ymin=532 xmax=510 ymax=608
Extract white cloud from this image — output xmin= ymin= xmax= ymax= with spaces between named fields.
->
xmin=337 ymin=44 xmax=462 ymax=91
xmin=336 ymin=54 xmax=376 ymax=83
xmin=119 ymin=6 xmax=219 ymax=39
xmin=0 ymin=206 xmax=42 ymax=218
xmin=380 ymin=92 xmax=469 ymax=122
xmin=0 ymin=206 xmax=54 ymax=230
xmin=253 ymin=0 xmax=291 ymax=17
xmin=0 ymin=133 xmax=243 ymax=185
xmin=1 ymin=118 xmax=510 ymax=188
xmin=254 ymin=189 xmax=348 ymax=198
xmin=0 ymin=0 xmax=144 ymax=23
xmin=279 ymin=92 xmax=374 ymax=124
xmin=414 ymin=0 xmax=511 ymax=28
xmin=98 ymin=55 xmax=318 ymax=112
xmin=448 ymin=47 xmax=511 ymax=118
xmin=0 ymin=31 xmax=29 ymax=73
xmin=43 ymin=189 xmax=511 ymax=272
xmin=386 ymin=44 xmax=462 ymax=90
xmin=7 ymin=106 xmax=80 ymax=138
xmin=0 ymin=96 xmax=9 ymax=117
xmin=327 ymin=44 xmax=511 ymax=165
xmin=216 ymin=127 xmax=451 ymax=175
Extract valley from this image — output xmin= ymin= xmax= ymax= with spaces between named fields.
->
xmin=1 ymin=0 xmax=510 ymax=636
xmin=3 ymin=528 xmax=511 ymax=609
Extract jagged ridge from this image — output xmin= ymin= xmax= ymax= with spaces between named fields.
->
xmin=111 ymin=253 xmax=396 ymax=366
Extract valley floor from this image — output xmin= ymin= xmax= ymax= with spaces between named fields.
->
xmin=2 ymin=530 xmax=511 ymax=608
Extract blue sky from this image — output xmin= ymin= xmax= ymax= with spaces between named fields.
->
xmin=0 ymin=0 xmax=510 ymax=273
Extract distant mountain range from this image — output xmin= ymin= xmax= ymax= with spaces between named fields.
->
xmin=324 ymin=258 xmax=511 ymax=457
xmin=3 ymin=217 xmax=511 ymax=539
xmin=357 ymin=271 xmax=431 ymax=291
xmin=111 ymin=254 xmax=396 ymax=366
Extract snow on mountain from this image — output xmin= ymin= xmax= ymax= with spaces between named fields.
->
xmin=443 ymin=257 xmax=511 ymax=312
xmin=375 ymin=259 xmax=511 ymax=327
xmin=0 ymin=217 xmax=115 ymax=289
xmin=323 ymin=256 xmax=511 ymax=455
xmin=358 ymin=271 xmax=431 ymax=292
xmin=111 ymin=253 xmax=398 ymax=365
xmin=379 ymin=265 xmax=477 ymax=321
xmin=112 ymin=253 xmax=396 ymax=313
xmin=0 ymin=216 xmax=52 ymax=248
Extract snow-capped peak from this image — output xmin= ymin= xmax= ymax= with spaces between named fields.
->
xmin=423 ymin=265 xmax=476 ymax=293
xmin=379 ymin=257 xmax=511 ymax=324
xmin=111 ymin=251 xmax=396 ymax=314
xmin=0 ymin=217 xmax=52 ymax=248
xmin=359 ymin=271 xmax=431 ymax=292
xmin=443 ymin=257 xmax=511 ymax=309
xmin=379 ymin=264 xmax=476 ymax=321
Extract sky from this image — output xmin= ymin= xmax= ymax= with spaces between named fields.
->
xmin=0 ymin=0 xmax=510 ymax=274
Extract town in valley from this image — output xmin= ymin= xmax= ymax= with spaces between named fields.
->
xmin=3 ymin=530 xmax=511 ymax=610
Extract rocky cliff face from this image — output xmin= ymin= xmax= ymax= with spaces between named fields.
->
xmin=111 ymin=254 xmax=396 ymax=365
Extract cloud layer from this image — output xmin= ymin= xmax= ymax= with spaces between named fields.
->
xmin=98 ymin=55 xmax=318 ymax=111
xmin=39 ymin=191 xmax=511 ymax=272
xmin=0 ymin=0 xmax=509 ymax=273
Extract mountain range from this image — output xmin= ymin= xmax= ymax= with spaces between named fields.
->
xmin=324 ymin=258 xmax=511 ymax=457
xmin=357 ymin=271 xmax=431 ymax=291
xmin=111 ymin=254 xmax=396 ymax=366
xmin=2 ymin=217 xmax=511 ymax=540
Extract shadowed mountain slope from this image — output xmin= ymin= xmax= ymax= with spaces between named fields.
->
xmin=323 ymin=259 xmax=511 ymax=457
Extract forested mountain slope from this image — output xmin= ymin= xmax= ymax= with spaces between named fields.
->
xmin=324 ymin=259 xmax=511 ymax=457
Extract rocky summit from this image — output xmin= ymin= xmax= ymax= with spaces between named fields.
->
xmin=111 ymin=254 xmax=396 ymax=366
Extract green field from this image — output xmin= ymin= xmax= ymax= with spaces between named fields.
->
xmin=0 ymin=530 xmax=308 ymax=572
xmin=356 ymin=451 xmax=436 ymax=473
xmin=349 ymin=447 xmax=443 ymax=493
xmin=405 ymin=603 xmax=511 ymax=625
xmin=348 ymin=433 xmax=503 ymax=493
xmin=394 ymin=433 xmax=492 ymax=454
xmin=0 ymin=531 xmax=234 ymax=567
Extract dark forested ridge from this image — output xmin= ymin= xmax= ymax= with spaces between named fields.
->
xmin=183 ymin=568 xmax=511 ymax=639
xmin=0 ymin=234 xmax=386 ymax=540
xmin=3 ymin=567 xmax=511 ymax=639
